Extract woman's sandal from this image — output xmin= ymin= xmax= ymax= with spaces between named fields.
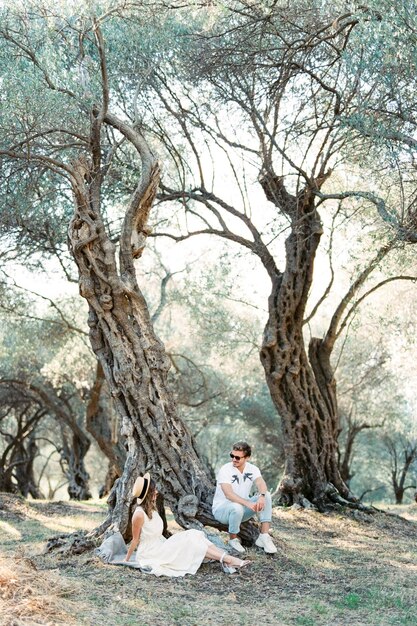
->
xmin=220 ymin=552 xmax=251 ymax=574
xmin=220 ymin=551 xmax=236 ymax=574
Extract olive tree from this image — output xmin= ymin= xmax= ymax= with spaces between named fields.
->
xmin=142 ymin=0 xmax=417 ymax=508
xmin=0 ymin=1 xmax=245 ymax=538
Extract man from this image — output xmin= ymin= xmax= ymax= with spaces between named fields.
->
xmin=212 ymin=441 xmax=277 ymax=554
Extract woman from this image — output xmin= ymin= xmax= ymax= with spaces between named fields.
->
xmin=125 ymin=473 xmax=251 ymax=577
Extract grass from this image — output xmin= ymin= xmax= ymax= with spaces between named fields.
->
xmin=1 ymin=493 xmax=417 ymax=625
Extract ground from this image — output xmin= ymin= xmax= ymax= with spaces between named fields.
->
xmin=0 ymin=494 xmax=416 ymax=626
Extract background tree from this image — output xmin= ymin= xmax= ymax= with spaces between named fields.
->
xmin=134 ymin=0 xmax=417 ymax=508
xmin=382 ymin=433 xmax=417 ymax=504
xmin=336 ymin=340 xmax=389 ymax=484
xmin=0 ymin=386 xmax=46 ymax=498
xmin=0 ymin=374 xmax=93 ymax=500
xmin=85 ymin=361 xmax=126 ymax=497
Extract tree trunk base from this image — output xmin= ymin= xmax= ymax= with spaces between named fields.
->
xmin=275 ymin=481 xmax=376 ymax=514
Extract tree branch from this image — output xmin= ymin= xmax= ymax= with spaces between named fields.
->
xmin=104 ymin=112 xmax=160 ymax=276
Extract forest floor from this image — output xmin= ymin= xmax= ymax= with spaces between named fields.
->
xmin=0 ymin=494 xmax=416 ymax=626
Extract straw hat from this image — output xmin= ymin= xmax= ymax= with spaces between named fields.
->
xmin=132 ymin=472 xmax=151 ymax=503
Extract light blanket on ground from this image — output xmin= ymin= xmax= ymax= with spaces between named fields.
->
xmin=95 ymin=532 xmax=145 ymax=569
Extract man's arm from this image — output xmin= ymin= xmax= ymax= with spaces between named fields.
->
xmin=220 ymin=483 xmax=257 ymax=511
xmin=255 ymin=476 xmax=268 ymax=494
xmin=254 ymin=476 xmax=268 ymax=511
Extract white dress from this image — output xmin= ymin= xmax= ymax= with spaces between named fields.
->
xmin=134 ymin=506 xmax=211 ymax=577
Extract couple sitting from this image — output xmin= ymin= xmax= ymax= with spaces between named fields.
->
xmin=125 ymin=441 xmax=277 ymax=577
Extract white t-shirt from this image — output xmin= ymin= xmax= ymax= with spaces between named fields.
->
xmin=212 ymin=461 xmax=262 ymax=514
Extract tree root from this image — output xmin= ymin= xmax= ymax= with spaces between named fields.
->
xmin=88 ymin=516 xmax=113 ymax=540
xmin=275 ymin=481 xmax=377 ymax=514
xmin=44 ymin=530 xmax=97 ymax=556
xmin=325 ymin=483 xmax=376 ymax=513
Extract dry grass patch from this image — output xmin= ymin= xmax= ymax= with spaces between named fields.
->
xmin=0 ymin=494 xmax=106 ymax=558
xmin=0 ymin=555 xmax=81 ymax=625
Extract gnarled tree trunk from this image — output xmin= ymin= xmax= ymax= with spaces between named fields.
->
xmin=256 ymin=165 xmax=394 ymax=510
xmin=259 ymin=178 xmax=350 ymax=509
xmin=60 ymin=425 xmax=92 ymax=501
xmin=14 ymin=436 xmax=45 ymax=499
xmin=68 ymin=110 xmax=257 ymax=543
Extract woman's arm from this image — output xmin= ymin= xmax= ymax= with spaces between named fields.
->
xmin=125 ymin=509 xmax=145 ymax=561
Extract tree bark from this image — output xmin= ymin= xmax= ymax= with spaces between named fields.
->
xmin=394 ymin=486 xmax=404 ymax=505
xmin=259 ymin=180 xmax=351 ymax=509
xmin=85 ymin=361 xmax=126 ymax=497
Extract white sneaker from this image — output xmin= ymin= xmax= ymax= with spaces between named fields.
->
xmin=229 ymin=538 xmax=246 ymax=554
xmin=255 ymin=533 xmax=277 ymax=554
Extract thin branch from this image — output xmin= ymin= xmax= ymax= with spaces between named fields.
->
xmin=0 ymin=28 xmax=77 ymax=100
xmin=315 ymin=190 xmax=398 ymax=227
xmin=323 ymin=241 xmax=396 ymax=351
xmin=304 ymin=202 xmax=340 ymax=324
xmin=339 ymin=275 xmax=417 ymax=335
xmin=0 ymin=275 xmax=88 ymax=336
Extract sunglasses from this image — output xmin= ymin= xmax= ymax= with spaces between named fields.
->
xmin=230 ymin=453 xmax=245 ymax=460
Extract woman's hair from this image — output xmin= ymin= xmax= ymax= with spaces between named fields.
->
xmin=140 ymin=478 xmax=157 ymax=518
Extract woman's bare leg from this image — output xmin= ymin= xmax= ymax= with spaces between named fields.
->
xmin=205 ymin=543 xmax=250 ymax=567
